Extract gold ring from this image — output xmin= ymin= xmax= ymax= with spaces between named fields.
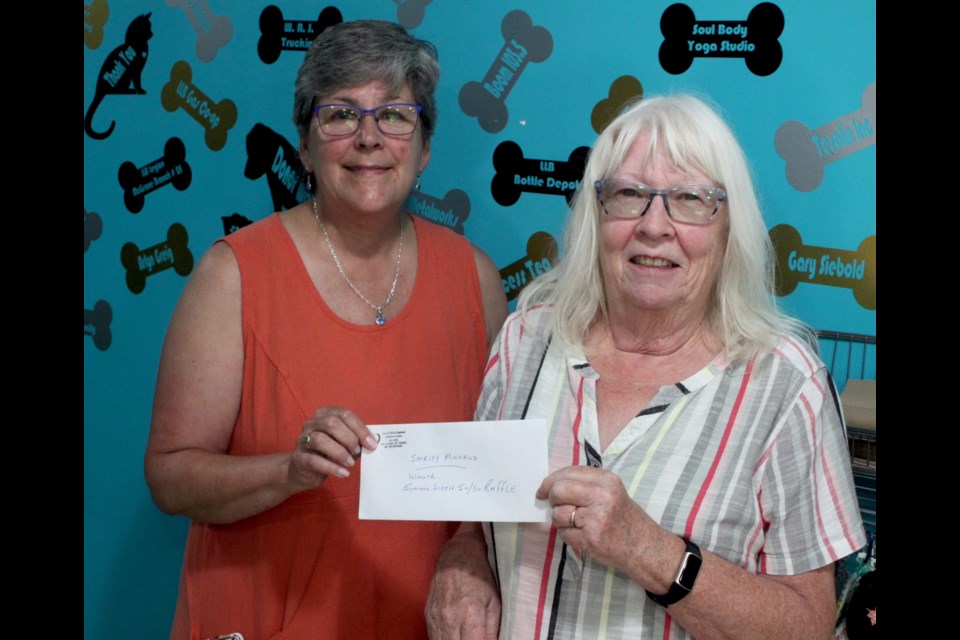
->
xmin=568 ymin=507 xmax=578 ymax=528
xmin=299 ymin=433 xmax=312 ymax=447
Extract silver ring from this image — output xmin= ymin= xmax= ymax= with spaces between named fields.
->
xmin=568 ymin=507 xmax=578 ymax=528
xmin=299 ymin=433 xmax=312 ymax=447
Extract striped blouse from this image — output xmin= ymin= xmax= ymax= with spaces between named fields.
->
xmin=478 ymin=308 xmax=865 ymax=640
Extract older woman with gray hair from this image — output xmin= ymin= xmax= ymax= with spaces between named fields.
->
xmin=426 ymin=94 xmax=864 ymax=640
xmin=145 ymin=20 xmax=506 ymax=639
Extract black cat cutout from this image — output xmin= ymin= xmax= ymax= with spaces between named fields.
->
xmin=84 ymin=13 xmax=154 ymax=140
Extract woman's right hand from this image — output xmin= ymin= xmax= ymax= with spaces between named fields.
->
xmin=425 ymin=523 xmax=501 ymax=640
xmin=290 ymin=407 xmax=379 ymax=488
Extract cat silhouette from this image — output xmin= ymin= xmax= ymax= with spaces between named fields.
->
xmin=84 ymin=13 xmax=153 ymax=140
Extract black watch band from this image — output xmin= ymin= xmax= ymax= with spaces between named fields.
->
xmin=645 ymin=537 xmax=703 ymax=608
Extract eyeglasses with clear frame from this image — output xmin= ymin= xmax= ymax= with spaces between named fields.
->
xmin=594 ymin=179 xmax=727 ymax=225
xmin=311 ymin=103 xmax=423 ymax=136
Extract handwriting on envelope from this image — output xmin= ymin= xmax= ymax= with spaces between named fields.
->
xmin=359 ymin=420 xmax=550 ymax=522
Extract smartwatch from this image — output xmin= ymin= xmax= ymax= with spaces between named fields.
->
xmin=645 ymin=537 xmax=702 ymax=607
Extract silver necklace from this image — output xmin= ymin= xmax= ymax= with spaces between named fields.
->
xmin=313 ymin=199 xmax=403 ymax=325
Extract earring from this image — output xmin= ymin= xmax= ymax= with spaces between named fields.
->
xmin=306 ymin=173 xmax=313 ymax=191
xmin=415 ymin=172 xmax=421 ymax=192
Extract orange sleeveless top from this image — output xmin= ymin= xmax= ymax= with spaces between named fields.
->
xmin=171 ymin=213 xmax=488 ymax=640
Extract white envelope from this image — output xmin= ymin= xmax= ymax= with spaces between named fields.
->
xmin=359 ymin=420 xmax=550 ymax=522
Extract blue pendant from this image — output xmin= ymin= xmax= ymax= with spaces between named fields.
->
xmin=375 ymin=309 xmax=386 ymax=325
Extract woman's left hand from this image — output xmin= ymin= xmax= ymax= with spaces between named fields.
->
xmin=537 ymin=465 xmax=657 ymax=572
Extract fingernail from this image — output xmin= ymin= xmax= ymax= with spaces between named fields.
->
xmin=337 ymin=467 xmax=350 ymax=478
xmin=345 ymin=456 xmax=355 ymax=467
xmin=364 ymin=435 xmax=378 ymax=449
xmin=353 ymin=445 xmax=362 ymax=456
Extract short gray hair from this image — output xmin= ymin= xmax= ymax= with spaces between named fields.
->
xmin=519 ymin=94 xmax=809 ymax=360
xmin=293 ymin=20 xmax=440 ymax=143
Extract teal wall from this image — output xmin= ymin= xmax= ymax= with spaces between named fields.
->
xmin=84 ymin=1 xmax=876 ymax=636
